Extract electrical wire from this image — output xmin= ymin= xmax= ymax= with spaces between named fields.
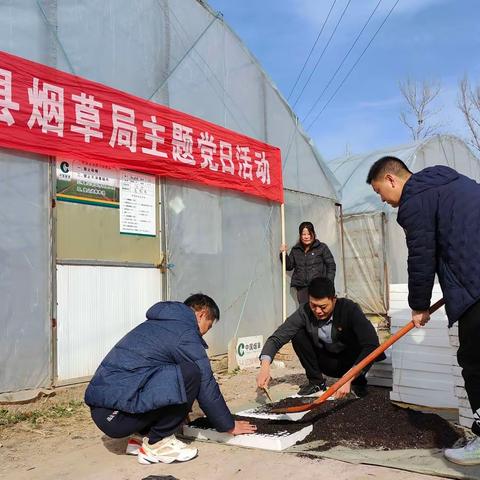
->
xmin=306 ymin=0 xmax=401 ymax=131
xmin=301 ymin=0 xmax=384 ymax=124
xmin=291 ymin=0 xmax=352 ymax=109
xmin=287 ymin=0 xmax=337 ymax=101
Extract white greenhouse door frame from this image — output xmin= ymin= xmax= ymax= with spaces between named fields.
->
xmin=55 ymin=179 xmax=165 ymax=384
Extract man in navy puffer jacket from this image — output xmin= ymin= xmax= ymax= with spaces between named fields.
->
xmin=367 ymin=157 xmax=480 ymax=466
xmin=85 ymin=293 xmax=255 ymax=465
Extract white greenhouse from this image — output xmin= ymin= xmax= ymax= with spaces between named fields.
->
xmin=0 ymin=0 xmax=343 ymax=398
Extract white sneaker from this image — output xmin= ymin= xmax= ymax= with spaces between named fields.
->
xmin=137 ymin=435 xmax=198 ymax=465
xmin=125 ymin=434 xmax=143 ymax=455
xmin=444 ymin=436 xmax=480 ymax=465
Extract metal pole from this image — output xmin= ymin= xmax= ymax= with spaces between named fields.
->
xmin=336 ymin=202 xmax=348 ymax=296
xmin=281 ymin=203 xmax=287 ymax=322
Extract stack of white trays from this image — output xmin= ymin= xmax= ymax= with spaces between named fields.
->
xmin=388 ymin=284 xmax=457 ymax=409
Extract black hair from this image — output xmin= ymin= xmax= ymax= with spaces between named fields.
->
xmin=184 ymin=293 xmax=220 ymax=322
xmin=366 ymin=156 xmax=412 ymax=184
xmin=298 ymin=221 xmax=316 ymax=244
xmin=308 ymin=277 xmax=335 ymax=299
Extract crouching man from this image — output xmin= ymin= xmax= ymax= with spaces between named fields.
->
xmin=85 ymin=293 xmax=255 ymax=465
xmin=257 ymin=277 xmax=384 ymax=398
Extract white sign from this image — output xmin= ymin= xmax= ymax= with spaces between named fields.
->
xmin=236 ymin=335 xmax=263 ymax=370
xmin=120 ymin=171 xmax=156 ymax=236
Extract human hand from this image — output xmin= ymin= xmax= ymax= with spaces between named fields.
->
xmin=333 ymin=380 xmax=351 ymax=399
xmin=280 ymin=244 xmax=288 ymax=253
xmin=412 ymin=309 xmax=430 ymax=328
xmin=256 ymin=363 xmax=271 ymax=389
xmin=228 ymin=420 xmax=257 ymax=435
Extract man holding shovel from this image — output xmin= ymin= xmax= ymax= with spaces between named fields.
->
xmin=367 ymin=157 xmax=480 ymax=465
xmin=257 ymin=277 xmax=384 ymax=398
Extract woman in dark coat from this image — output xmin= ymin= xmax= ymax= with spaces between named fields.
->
xmin=280 ymin=221 xmax=336 ymax=304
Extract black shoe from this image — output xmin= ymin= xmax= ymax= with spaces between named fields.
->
xmin=297 ymin=381 xmax=326 ymax=396
xmin=352 ymin=384 xmax=368 ymax=398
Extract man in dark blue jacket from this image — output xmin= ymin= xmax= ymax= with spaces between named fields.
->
xmin=367 ymin=157 xmax=480 ymax=465
xmin=85 ymin=293 xmax=255 ymax=465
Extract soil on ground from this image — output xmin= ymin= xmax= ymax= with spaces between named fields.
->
xmin=190 ymin=387 xmax=463 ymax=451
xmin=255 ymin=395 xmax=321 ymax=412
xmin=298 ymin=387 xmax=464 ymax=451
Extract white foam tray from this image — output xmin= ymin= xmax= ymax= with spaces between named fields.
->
xmin=183 ymin=423 xmax=313 ymax=451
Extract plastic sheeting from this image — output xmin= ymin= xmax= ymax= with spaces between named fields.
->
xmin=329 ymin=135 xmax=480 ymax=215
xmin=160 ymin=1 xmax=342 ymax=353
xmin=164 ymin=183 xmax=283 ymax=355
xmin=165 ymin=186 xmax=343 ymax=355
xmin=0 ymin=150 xmax=51 ymax=393
xmin=0 ymin=0 xmax=341 ymax=387
xmin=342 ymin=213 xmax=387 ymax=315
xmin=0 ymin=2 xmax=53 ymax=394
xmin=329 ymin=136 xmax=480 ymax=313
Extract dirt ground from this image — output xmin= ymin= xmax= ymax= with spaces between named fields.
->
xmin=0 ymin=357 xmax=448 ymax=480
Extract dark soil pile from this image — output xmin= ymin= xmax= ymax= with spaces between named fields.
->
xmin=254 ymin=396 xmax=318 ymax=413
xmin=298 ymin=387 xmax=464 ymax=451
xmin=190 ymin=388 xmax=464 ymax=451
xmin=189 ymin=415 xmax=306 ymax=437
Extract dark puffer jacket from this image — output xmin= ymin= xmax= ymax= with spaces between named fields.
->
xmin=84 ymin=301 xmax=234 ymax=432
xmin=281 ymin=239 xmax=336 ymax=288
xmin=397 ymin=166 xmax=480 ymax=326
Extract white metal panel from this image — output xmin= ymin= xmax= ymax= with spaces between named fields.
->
xmin=57 ymin=265 xmax=161 ymax=381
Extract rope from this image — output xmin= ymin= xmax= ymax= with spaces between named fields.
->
xmin=36 ymin=0 xmax=77 ymax=75
xmin=148 ymin=12 xmax=220 ymax=100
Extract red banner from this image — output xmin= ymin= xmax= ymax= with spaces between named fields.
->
xmin=0 ymin=50 xmax=283 ymax=203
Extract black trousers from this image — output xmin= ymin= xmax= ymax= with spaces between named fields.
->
xmin=90 ymin=362 xmax=200 ymax=444
xmin=296 ymin=287 xmax=309 ymax=304
xmin=292 ymin=327 xmax=367 ymax=386
xmin=457 ymin=300 xmax=480 ymax=436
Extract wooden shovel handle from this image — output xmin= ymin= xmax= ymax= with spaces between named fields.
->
xmin=271 ymin=297 xmax=445 ymax=414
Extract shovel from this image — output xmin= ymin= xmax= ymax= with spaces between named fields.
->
xmin=262 ymin=386 xmax=274 ymax=403
xmin=271 ymin=297 xmax=445 ymax=414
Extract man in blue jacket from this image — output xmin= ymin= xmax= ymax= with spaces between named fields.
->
xmin=85 ymin=293 xmax=255 ymax=465
xmin=367 ymin=157 xmax=480 ymax=465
